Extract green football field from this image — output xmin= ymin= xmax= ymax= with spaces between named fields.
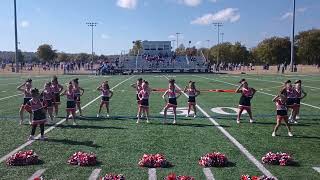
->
xmin=0 ymin=74 xmax=319 ymax=180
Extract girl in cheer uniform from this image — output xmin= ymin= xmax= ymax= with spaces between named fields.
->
xmin=72 ymin=78 xmax=85 ymax=116
xmin=162 ymin=79 xmax=182 ymax=124
xmin=17 ymin=79 xmax=33 ymax=125
xmin=97 ymin=81 xmax=113 ymax=118
xmin=236 ymin=79 xmax=256 ymax=124
xmin=137 ymin=81 xmax=151 ymax=123
xmin=184 ymin=81 xmax=200 ymax=118
xmin=41 ymin=82 xmax=54 ymax=123
xmin=51 ymin=76 xmax=64 ymax=117
xmin=25 ymin=88 xmax=48 ymax=141
xmin=272 ymin=94 xmax=293 ymax=137
xmin=280 ymin=80 xmax=297 ymax=123
xmin=131 ymin=78 xmax=143 ymax=118
xmin=292 ymin=80 xmax=307 ymax=123
xmin=61 ymin=82 xmax=77 ymax=125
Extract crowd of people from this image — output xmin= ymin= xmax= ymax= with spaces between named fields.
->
xmin=16 ymin=75 xmax=307 ymax=141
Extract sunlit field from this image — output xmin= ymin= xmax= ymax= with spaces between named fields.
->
xmin=0 ymin=74 xmax=319 ymax=180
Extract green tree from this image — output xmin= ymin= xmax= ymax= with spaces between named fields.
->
xmin=252 ymin=37 xmax=291 ymax=65
xmin=36 ymin=44 xmax=57 ymax=62
xmin=175 ymin=44 xmax=186 ymax=56
xmin=57 ymin=52 xmax=69 ymax=62
xmin=130 ymin=40 xmax=143 ymax=55
xmin=296 ymin=29 xmax=320 ymax=64
xmin=17 ymin=49 xmax=24 ymax=63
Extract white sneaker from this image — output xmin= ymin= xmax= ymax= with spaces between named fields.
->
xmin=97 ymin=114 xmax=100 ymax=118
xmin=296 ymin=115 xmax=300 ymax=120
xmin=236 ymin=120 xmax=240 ymax=124
xmin=173 ymin=120 xmax=176 ymax=124
xmin=72 ymin=122 xmax=77 ymax=126
xmin=106 ymin=114 xmax=110 ymax=118
xmin=185 ymin=114 xmax=189 ymax=117
xmin=136 ymin=120 xmax=140 ymax=123
xmin=193 ymin=114 xmax=197 ymax=118
xmin=40 ymin=136 xmax=48 ymax=141
xmin=272 ymin=132 xmax=276 ymax=137
xmin=288 ymin=132 xmax=293 ymax=137
xmin=146 ymin=119 xmax=150 ymax=123
xmin=294 ymin=121 xmax=298 ymax=124
xmin=249 ymin=119 xmax=255 ymax=123
xmin=28 ymin=135 xmax=35 ymax=140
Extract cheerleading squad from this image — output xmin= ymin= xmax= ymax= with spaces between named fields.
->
xmin=17 ymin=76 xmax=306 ymax=140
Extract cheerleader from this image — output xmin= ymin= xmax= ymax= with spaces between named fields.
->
xmin=272 ymin=94 xmax=293 ymax=137
xmin=41 ymin=82 xmax=54 ymax=123
xmin=162 ymin=79 xmax=182 ymax=124
xmin=280 ymin=80 xmax=297 ymax=123
xmin=184 ymin=81 xmax=200 ymax=118
xmin=17 ymin=79 xmax=33 ymax=125
xmin=235 ymin=79 xmax=256 ymax=124
xmin=72 ymin=78 xmax=85 ymax=116
xmin=25 ymin=88 xmax=48 ymax=140
xmin=137 ymin=81 xmax=151 ymax=123
xmin=61 ymin=82 xmax=77 ymax=125
xmin=292 ymin=80 xmax=307 ymax=123
xmin=51 ymin=76 xmax=64 ymax=117
xmin=131 ymin=78 xmax=143 ymax=118
xmin=97 ymin=81 xmax=113 ymax=118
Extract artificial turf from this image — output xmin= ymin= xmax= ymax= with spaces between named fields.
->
xmin=0 ymin=74 xmax=319 ymax=179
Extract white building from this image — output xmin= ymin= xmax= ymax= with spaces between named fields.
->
xmin=141 ymin=41 xmax=172 ymax=55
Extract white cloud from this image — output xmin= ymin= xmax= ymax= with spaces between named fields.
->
xmin=101 ymin=34 xmax=111 ymax=39
xmin=191 ymin=8 xmax=240 ymax=25
xmin=297 ymin=7 xmax=307 ymax=13
xmin=281 ymin=7 xmax=307 ymax=20
xmin=20 ymin=20 xmax=30 ymax=28
xmin=195 ymin=41 xmax=202 ymax=47
xmin=182 ymin=0 xmax=202 ymax=7
xmin=208 ymin=0 xmax=217 ymax=2
xmin=168 ymin=35 xmax=176 ymax=39
xmin=116 ymin=0 xmax=137 ymax=9
xmin=281 ymin=12 xmax=293 ymax=20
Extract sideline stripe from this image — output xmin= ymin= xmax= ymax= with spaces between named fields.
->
xmin=203 ymin=168 xmax=215 ymax=180
xmin=313 ymin=167 xmax=320 ymax=174
xmin=165 ymin=75 xmax=276 ymax=179
xmin=28 ymin=169 xmax=46 ymax=180
xmin=0 ymin=94 xmax=22 ymax=101
xmin=148 ymin=168 xmax=157 ymax=180
xmin=0 ymin=75 xmax=135 ymax=163
xmin=193 ymin=75 xmax=320 ymax=111
xmin=88 ymin=168 xmax=102 ymax=180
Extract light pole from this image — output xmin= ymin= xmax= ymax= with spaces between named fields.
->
xmin=86 ymin=22 xmax=98 ymax=62
xmin=176 ymin=32 xmax=182 ymax=50
xmin=206 ymin=40 xmax=210 ymax=62
xmin=220 ymin=33 xmax=224 ymax=43
xmin=14 ymin=0 xmax=19 ymax=73
xmin=213 ymin=22 xmax=223 ymax=69
xmin=290 ymin=0 xmax=296 ymax=72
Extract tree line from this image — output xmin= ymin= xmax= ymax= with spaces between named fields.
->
xmin=0 ymin=29 xmax=319 ymax=65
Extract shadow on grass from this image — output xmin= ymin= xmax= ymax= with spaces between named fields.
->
xmin=47 ymin=138 xmax=101 ymax=148
xmin=284 ymin=135 xmax=320 ymax=140
xmin=57 ymin=124 xmax=127 ymax=130
xmin=147 ymin=122 xmax=230 ymax=128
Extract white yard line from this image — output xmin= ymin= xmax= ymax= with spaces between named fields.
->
xmin=203 ymin=168 xmax=215 ymax=180
xmin=312 ymin=167 xmax=320 ymax=174
xmin=148 ymin=168 xmax=157 ymax=180
xmin=88 ymin=168 xmax=102 ymax=180
xmin=193 ymin=75 xmax=320 ymax=111
xmin=164 ymin=75 xmax=276 ymax=179
xmin=0 ymin=93 xmax=22 ymax=101
xmin=28 ymin=169 xmax=46 ymax=180
xmin=0 ymin=76 xmax=135 ymax=163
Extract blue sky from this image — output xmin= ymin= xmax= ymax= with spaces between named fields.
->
xmin=0 ymin=0 xmax=319 ymax=55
